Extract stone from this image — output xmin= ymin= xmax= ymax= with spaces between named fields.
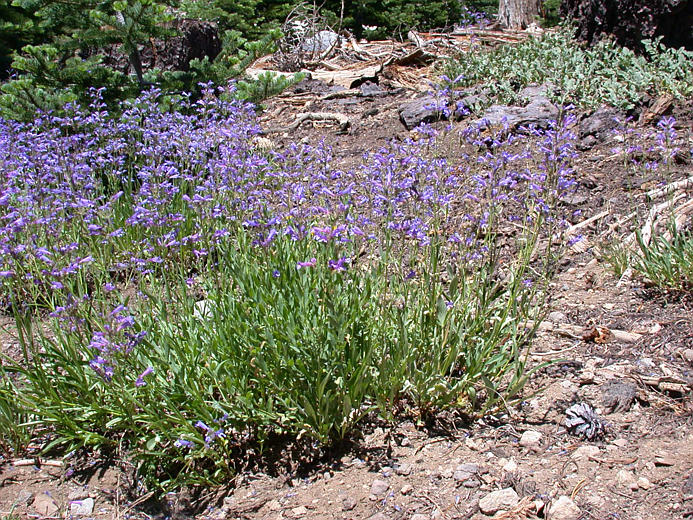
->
xmin=502 ymin=459 xmax=518 ymax=472
xmin=617 ymin=470 xmax=638 ymax=490
xmin=359 ymin=81 xmax=386 ymax=97
xmin=70 ymin=498 xmax=95 ymax=516
xmin=473 ymin=85 xmax=558 ymax=131
xmin=342 ymin=497 xmax=357 ymax=511
xmin=291 ymin=505 xmax=308 ymax=517
xmin=454 ymin=462 xmax=479 ymax=482
xmin=395 ymin=462 xmax=412 ymax=476
xmin=637 ymin=477 xmax=652 ymax=490
xmin=571 ymin=445 xmax=600 ymax=460
xmin=612 ymin=438 xmax=628 ymax=448
xmin=549 ymin=495 xmax=581 ymax=520
xmin=478 ymin=488 xmax=520 ymax=515
xmin=682 ymin=349 xmax=693 ymax=364
xmin=683 ymin=473 xmax=693 ymax=499
xmin=519 ymin=430 xmax=543 ymax=448
xmin=601 ymin=379 xmax=637 ymax=413
xmin=370 ymin=479 xmax=390 ymax=496
xmin=33 ymin=493 xmax=59 ymax=516
xmin=67 ymin=487 xmax=90 ymax=501
xmin=578 ymin=106 xmax=624 ymax=149
xmin=15 ymin=489 xmax=34 ymax=506
xmin=400 ymin=484 xmax=414 ymax=495
xmin=548 ymin=311 xmax=568 ymax=323
xmin=399 ymin=96 xmax=448 ymax=130
xmin=194 ymin=299 xmax=214 ymax=320
xmin=301 ymin=30 xmax=340 ymax=53
xmin=368 ymin=513 xmax=390 ymax=520
xmin=411 ymin=515 xmax=428 ymax=520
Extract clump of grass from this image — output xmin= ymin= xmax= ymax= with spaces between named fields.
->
xmin=0 ymin=87 xmax=577 ymax=491
xmin=633 ymin=225 xmax=693 ymax=292
xmin=440 ymin=27 xmax=693 ymax=110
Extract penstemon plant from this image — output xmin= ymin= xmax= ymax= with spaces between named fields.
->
xmin=0 ymin=85 xmax=576 ymax=491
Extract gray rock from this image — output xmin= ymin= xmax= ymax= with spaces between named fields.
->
xmin=549 ymin=495 xmax=581 ymax=520
xmin=454 ymin=463 xmax=479 ymax=482
xmin=359 ymin=81 xmax=386 ymax=97
xmin=70 ymin=498 xmax=95 ymax=516
xmin=370 ymin=479 xmax=390 ymax=496
xmin=399 ymin=97 xmax=448 ymax=130
xmin=548 ymin=311 xmax=568 ymax=323
xmin=478 ymin=488 xmax=520 ymax=515
xmin=369 ymin=513 xmax=390 ymax=520
xmin=579 ymin=106 xmax=623 ymax=140
xmin=15 ymin=489 xmax=34 ymax=506
xmin=301 ymin=30 xmax=340 ymax=53
xmin=601 ymin=379 xmax=637 ymax=413
xmin=681 ymin=348 xmax=693 ymax=364
xmin=342 ymin=496 xmax=357 ymax=511
xmin=683 ymin=473 xmax=693 ymax=499
xmin=394 ymin=462 xmax=412 ymax=476
xmin=476 ymin=97 xmax=558 ymax=131
xmin=519 ymin=430 xmax=543 ymax=448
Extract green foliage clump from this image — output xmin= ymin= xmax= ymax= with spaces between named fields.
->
xmin=441 ymin=28 xmax=693 ymax=110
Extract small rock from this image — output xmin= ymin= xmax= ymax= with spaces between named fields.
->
xmin=465 ymin=437 xmax=481 ymax=451
xmin=342 ymin=497 xmax=357 ymax=511
xmin=519 ymin=430 xmax=543 ymax=448
xmin=502 ymin=459 xmax=518 ymax=472
xmin=478 ymin=488 xmax=520 ymax=515
xmin=571 ymin=445 xmax=600 ymax=460
xmin=291 ymin=505 xmax=308 ymax=517
xmin=549 ymin=495 xmax=581 ymax=520
xmin=268 ymin=500 xmax=282 ymax=511
xmin=15 ymin=489 xmax=34 ymax=506
xmin=369 ymin=513 xmax=390 ymax=520
xmin=683 ymin=473 xmax=693 ymax=499
xmin=454 ymin=463 xmax=479 ymax=482
xmin=301 ymin=30 xmax=340 ymax=53
xmin=682 ymin=349 xmax=693 ymax=364
xmin=399 ymin=436 xmax=411 ymax=447
xmin=601 ymin=379 xmax=637 ymax=413
xmin=70 ymin=498 xmax=95 ymax=516
xmin=655 ymin=455 xmax=676 ymax=467
xmin=395 ymin=462 xmax=412 ymax=476
xmin=548 ymin=311 xmax=567 ymax=323
xmin=370 ymin=479 xmax=390 ymax=496
xmin=67 ymin=487 xmax=90 ymax=501
xmin=400 ymin=484 xmax=414 ymax=495
xmin=612 ymin=438 xmax=628 ymax=448
xmin=637 ymin=477 xmax=652 ymax=490
xmin=616 ymin=469 xmax=638 ymax=490
xmin=399 ymin=97 xmax=447 ymax=130
xmin=33 ymin=493 xmax=59 ymax=516
xmin=411 ymin=515 xmax=428 ymax=520
xmin=579 ymin=370 xmax=595 ymax=384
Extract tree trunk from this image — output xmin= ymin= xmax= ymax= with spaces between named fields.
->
xmin=498 ymin=0 xmax=542 ymax=29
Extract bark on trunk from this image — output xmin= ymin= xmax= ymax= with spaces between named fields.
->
xmin=498 ymin=0 xmax=542 ymax=29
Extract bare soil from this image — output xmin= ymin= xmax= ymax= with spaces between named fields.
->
xmin=1 ymin=71 xmax=692 ymax=520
